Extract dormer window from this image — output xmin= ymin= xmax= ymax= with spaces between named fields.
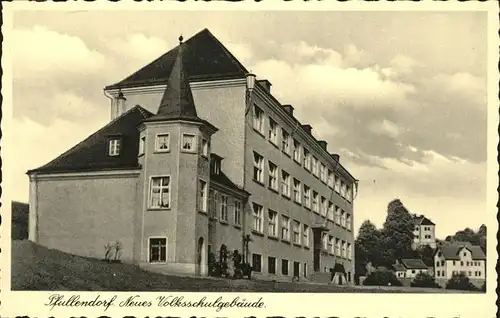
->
xmin=182 ymin=134 xmax=196 ymax=153
xmin=108 ymin=138 xmax=121 ymax=156
xmin=156 ymin=134 xmax=170 ymax=152
xmin=210 ymin=156 xmax=222 ymax=175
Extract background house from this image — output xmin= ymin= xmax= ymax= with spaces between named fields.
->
xmin=412 ymin=215 xmax=436 ymax=249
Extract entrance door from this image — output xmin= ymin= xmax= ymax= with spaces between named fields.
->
xmin=197 ymin=237 xmax=205 ymax=276
xmin=293 ymin=261 xmax=300 ymax=278
xmin=313 ymin=230 xmax=321 ymax=271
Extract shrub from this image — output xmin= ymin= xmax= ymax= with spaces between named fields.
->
xmin=411 ymin=272 xmax=441 ymax=288
xmin=363 ymin=269 xmax=402 ymax=286
xmin=481 ymin=281 xmax=486 ymax=292
xmin=445 ymin=272 xmax=478 ymax=291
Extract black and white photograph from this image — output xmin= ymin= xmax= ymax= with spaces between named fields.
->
xmin=2 ymin=3 xmax=498 ymax=318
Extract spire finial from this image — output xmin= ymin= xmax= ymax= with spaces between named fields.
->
xmin=179 ymin=34 xmax=184 ymax=44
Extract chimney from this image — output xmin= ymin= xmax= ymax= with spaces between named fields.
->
xmin=282 ymin=104 xmax=294 ymax=116
xmin=257 ymin=79 xmax=272 ymax=93
xmin=116 ymin=91 xmax=127 ymax=118
xmin=301 ymin=124 xmax=312 ymax=135
xmin=330 ymin=153 xmax=340 ymax=162
xmin=318 ymin=140 xmax=328 ymax=151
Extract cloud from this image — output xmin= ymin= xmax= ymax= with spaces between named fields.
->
xmin=367 ymin=119 xmax=402 ymax=138
xmin=13 ymin=25 xmax=107 ymax=80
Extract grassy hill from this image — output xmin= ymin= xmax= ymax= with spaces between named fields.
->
xmin=12 ymin=240 xmax=475 ymax=293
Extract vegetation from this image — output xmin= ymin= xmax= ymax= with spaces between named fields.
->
xmin=410 ymin=272 xmax=441 ymax=288
xmin=445 ymin=225 xmax=486 ymax=252
xmin=445 ymin=272 xmax=478 ymax=291
xmin=362 ymin=269 xmax=402 ymax=287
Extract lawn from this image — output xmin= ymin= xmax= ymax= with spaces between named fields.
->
xmin=11 ymin=240 xmax=475 ymax=293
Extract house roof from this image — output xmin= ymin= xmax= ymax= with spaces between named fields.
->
xmin=413 ymin=215 xmax=435 ymax=226
xmin=211 ymin=171 xmax=250 ymax=198
xmin=393 ymin=264 xmax=406 ymax=272
xmin=105 ymin=28 xmax=248 ymax=90
xmin=28 ymin=106 xmax=153 ymax=174
xmin=400 ymin=259 xmax=428 ymax=270
xmin=437 ymin=243 xmax=486 ymax=260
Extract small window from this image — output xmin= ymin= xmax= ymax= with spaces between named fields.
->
xmin=268 ymin=256 xmax=276 ymax=274
xmin=149 ymin=238 xmax=167 ymax=263
xmin=303 ymin=224 xmax=309 ymax=247
xmin=282 ymin=259 xmax=289 ymax=275
xmin=281 ymin=129 xmax=290 ymax=154
xmin=268 ymin=118 xmax=278 ymax=145
xmin=199 ymin=180 xmax=207 ymax=212
xmin=293 ymin=178 xmax=301 ymax=203
xmin=292 ymin=220 xmax=301 ymax=244
xmin=181 ymin=134 xmax=196 ymax=152
xmin=268 ymin=210 xmax=278 ymax=237
xmin=138 ymin=136 xmax=146 ymax=156
xmin=252 ymin=105 xmax=264 ymax=134
xmin=220 ymin=195 xmax=228 ymax=222
xmin=281 ymin=215 xmax=290 ymax=241
xmin=252 ymin=203 xmax=263 ymax=233
xmin=109 ymin=138 xmax=121 ymax=156
xmin=252 ymin=253 xmax=262 ymax=272
xmin=253 ymin=152 xmax=264 ymax=184
xmin=201 ymin=138 xmax=209 ymax=157
xmin=268 ymin=161 xmax=278 ymax=191
xmin=303 ymin=185 xmax=311 ymax=208
xmin=293 ymin=139 xmax=301 ymax=163
xmin=234 ymin=201 xmax=242 ymax=226
xmin=281 ymin=170 xmax=290 ymax=197
xmin=156 ymin=134 xmax=170 ymax=152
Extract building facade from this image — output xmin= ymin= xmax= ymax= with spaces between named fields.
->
xmin=433 ymin=243 xmax=486 ymax=288
xmin=412 ymin=215 xmax=436 ymax=249
xmin=28 ymin=29 xmax=357 ymax=284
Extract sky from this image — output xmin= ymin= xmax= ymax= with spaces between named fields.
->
xmin=10 ymin=11 xmax=489 ymax=239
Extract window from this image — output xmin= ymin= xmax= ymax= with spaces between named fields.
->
xmin=150 ymin=176 xmax=171 ymax=209
xmin=109 ymin=138 xmax=121 ymax=156
xmin=341 ymin=210 xmax=346 ymax=227
xmin=253 ymin=105 xmax=264 ymax=134
xmin=220 ymin=195 xmax=228 ymax=222
xmin=335 ymin=238 xmax=341 ymax=256
xmin=346 ymin=214 xmax=352 ymax=230
xmin=303 ymin=263 xmax=307 ymax=277
xmin=346 ymin=186 xmax=352 ymax=202
xmin=415 ymin=235 xmax=419 ymax=239
xmin=312 ymin=156 xmax=319 ymax=177
xmin=281 ymin=129 xmax=290 ymax=154
xmin=156 ymin=134 xmax=170 ymax=152
xmin=453 ymin=260 xmax=456 ymax=266
xmin=347 ymin=243 xmax=352 ymax=260
xmin=268 ymin=161 xmax=278 ymax=191
xmin=335 ymin=206 xmax=341 ymax=224
xmin=303 ymin=148 xmax=311 ymax=170
xmin=201 ymin=138 xmax=209 ymax=157
xmin=139 ymin=136 xmax=146 ymax=155
xmin=234 ymin=201 xmax=242 ymax=226
xmin=334 ymin=175 xmax=341 ymax=193
xmin=252 ymin=203 xmax=263 ymax=233
xmin=253 ymin=152 xmax=264 ymax=183
xmin=460 ymin=261 xmax=464 ymax=266
xmin=463 ymin=252 xmax=466 ymax=257
xmin=252 ymin=253 xmax=262 ymax=272
xmin=268 ymin=118 xmax=279 ymax=145
xmin=268 ymin=257 xmax=276 ymax=274
xmin=149 ymin=238 xmax=167 ymax=263
xmin=322 ymin=233 xmax=328 ymax=250
xmin=209 ymin=190 xmax=217 ymax=218
xmin=181 ymin=134 xmax=196 ymax=152
xmin=282 ymin=259 xmax=289 ymax=275
xmin=414 ymin=226 xmax=419 ymax=231
xmin=303 ymin=224 xmax=309 ymax=247
xmin=281 ymin=215 xmax=290 ymax=241
xmin=340 ymin=181 xmax=347 ymax=198
xmin=328 ymin=202 xmax=334 ymax=221
xmin=342 ymin=241 xmax=347 ymax=258
xmin=292 ymin=220 xmax=301 ymax=244
xmin=321 ymin=197 xmax=327 ymax=217
xmin=327 ymin=170 xmax=334 ymax=188
xmin=303 ymin=185 xmax=311 ymax=208
xmin=328 ymin=236 xmax=334 ymax=253
xmin=320 ymin=164 xmax=327 ymax=183
xmin=312 ymin=191 xmax=319 ymax=213
xmin=293 ymin=139 xmax=301 ymax=163
xmin=441 ymin=260 xmax=445 ymax=266
xmin=293 ymin=178 xmax=301 ymax=203
xmin=281 ymin=170 xmax=290 ymax=197
xmin=268 ymin=210 xmax=278 ymax=237
xmin=199 ymin=180 xmax=208 ymax=212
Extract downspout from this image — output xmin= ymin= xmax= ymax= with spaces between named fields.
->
xmin=103 ymin=89 xmax=114 ymax=120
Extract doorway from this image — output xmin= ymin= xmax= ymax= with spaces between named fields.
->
xmin=197 ymin=237 xmax=205 ymax=276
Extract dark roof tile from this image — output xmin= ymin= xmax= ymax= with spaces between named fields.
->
xmin=400 ymin=259 xmax=428 ymax=270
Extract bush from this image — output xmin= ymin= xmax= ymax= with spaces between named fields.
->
xmin=481 ymin=281 xmax=486 ymax=292
xmin=410 ymin=272 xmax=441 ymax=288
xmin=445 ymin=273 xmax=478 ymax=291
xmin=363 ymin=269 xmax=402 ymax=286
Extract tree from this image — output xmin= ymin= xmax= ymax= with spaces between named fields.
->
xmin=447 ymin=225 xmax=487 ymax=253
xmin=414 ymin=245 xmax=435 ymax=267
xmin=411 ymin=272 xmax=441 ymax=288
xmin=380 ymin=199 xmax=415 ymax=267
xmin=445 ymin=272 xmax=478 ymax=291
xmin=355 ymin=220 xmax=382 ymax=278
xmin=362 ymin=268 xmax=402 ymax=287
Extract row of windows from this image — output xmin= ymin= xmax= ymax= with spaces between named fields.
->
xmin=396 ymin=269 xmax=426 ymax=277
xmin=252 ymin=106 xmax=353 ymax=202
xmin=414 ymin=226 xmax=432 ymax=232
xmin=446 ymin=270 xmax=482 ymax=277
xmin=137 ymin=133 xmax=209 ymax=157
xmin=436 ymin=260 xmax=483 ymax=267
xmin=203 ymin=187 xmax=243 ymax=226
xmin=321 ymin=232 xmax=352 ymax=260
xmin=252 ymin=254 xmax=307 ymax=278
xmin=415 ymin=235 xmax=432 ymax=239
xmin=253 ymin=153 xmax=352 ymax=229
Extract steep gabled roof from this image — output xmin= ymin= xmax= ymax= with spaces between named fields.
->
xmin=28 ymin=106 xmax=153 ymax=174
xmin=413 ymin=215 xmax=435 ymax=226
xmin=437 ymin=243 xmax=486 ymax=260
xmin=400 ymin=259 xmax=428 ymax=270
xmin=105 ymin=29 xmax=248 ymax=90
